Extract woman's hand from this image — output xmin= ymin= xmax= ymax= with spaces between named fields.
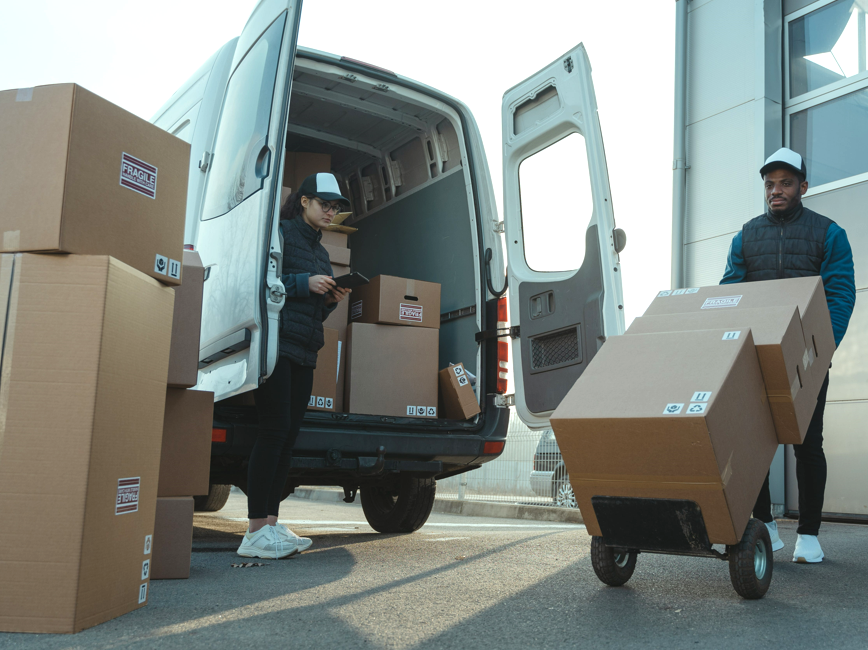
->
xmin=309 ymin=275 xmax=336 ymax=295
xmin=324 ymin=287 xmax=351 ymax=305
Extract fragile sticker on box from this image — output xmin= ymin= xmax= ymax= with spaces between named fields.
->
xmin=116 ymin=477 xmax=141 ymax=515
xmin=399 ymin=303 xmax=423 ymax=322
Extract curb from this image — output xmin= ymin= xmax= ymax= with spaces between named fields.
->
xmin=289 ymin=488 xmax=584 ymax=525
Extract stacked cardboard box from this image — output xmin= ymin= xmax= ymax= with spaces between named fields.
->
xmin=0 ymin=83 xmax=190 ymax=632
xmin=321 ymin=227 xmax=351 ymax=412
xmin=346 ymin=276 xmax=441 ymax=418
xmin=550 ymin=278 xmax=836 ymax=546
xmin=439 ymin=363 xmax=481 ymax=420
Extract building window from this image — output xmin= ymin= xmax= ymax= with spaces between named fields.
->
xmin=786 ymin=0 xmax=868 ymax=191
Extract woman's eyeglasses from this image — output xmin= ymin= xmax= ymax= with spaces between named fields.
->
xmin=314 ymin=197 xmax=343 ymax=215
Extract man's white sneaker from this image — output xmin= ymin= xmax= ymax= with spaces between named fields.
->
xmin=793 ymin=534 xmax=824 ymax=563
xmin=237 ymin=526 xmax=297 ymax=559
xmin=765 ymin=520 xmax=785 ymax=552
xmin=273 ymin=524 xmax=313 ymax=553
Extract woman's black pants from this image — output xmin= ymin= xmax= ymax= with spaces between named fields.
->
xmin=753 ymin=372 xmax=829 ymax=536
xmin=247 ymin=359 xmax=314 ymax=519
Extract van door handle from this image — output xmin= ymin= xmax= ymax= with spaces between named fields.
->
xmin=254 ymin=145 xmax=271 ymax=179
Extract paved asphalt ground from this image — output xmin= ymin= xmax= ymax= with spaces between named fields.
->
xmin=3 ymin=492 xmax=868 ymax=649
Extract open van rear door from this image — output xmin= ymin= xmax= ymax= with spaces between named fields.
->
xmin=502 ymin=44 xmax=625 ymax=429
xmin=195 ymin=0 xmax=302 ymax=401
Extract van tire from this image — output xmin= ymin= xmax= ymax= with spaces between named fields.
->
xmin=361 ymin=476 xmax=436 ymax=533
xmin=590 ymin=536 xmax=637 ymax=587
xmin=727 ymin=518 xmax=773 ymax=599
xmin=193 ymin=484 xmax=232 ymax=512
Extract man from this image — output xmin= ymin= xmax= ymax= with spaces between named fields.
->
xmin=721 ymin=147 xmax=855 ymax=564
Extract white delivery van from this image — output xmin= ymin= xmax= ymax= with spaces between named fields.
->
xmin=152 ymin=0 xmax=625 ymax=530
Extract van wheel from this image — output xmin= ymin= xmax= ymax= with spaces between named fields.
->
xmin=193 ymin=484 xmax=232 ymax=512
xmin=727 ymin=518 xmax=773 ymax=599
xmin=361 ymin=476 xmax=436 ymax=533
xmin=590 ymin=536 xmax=637 ymax=586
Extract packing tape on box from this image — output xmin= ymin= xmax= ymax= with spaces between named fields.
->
xmin=2 ymin=231 xmax=20 ymax=251
xmin=405 ymin=278 xmax=416 ymax=297
xmin=0 ymin=255 xmax=21 ymax=459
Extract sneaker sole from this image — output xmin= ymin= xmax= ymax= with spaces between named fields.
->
xmin=793 ymin=555 xmax=824 ymax=563
xmin=237 ymin=547 xmax=298 ymax=560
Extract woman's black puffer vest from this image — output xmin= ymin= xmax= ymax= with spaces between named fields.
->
xmin=741 ymin=205 xmax=832 ymax=282
xmin=278 ymin=217 xmax=334 ymax=367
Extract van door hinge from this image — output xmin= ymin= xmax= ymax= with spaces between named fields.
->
xmin=475 ymin=325 xmax=519 ymax=342
xmin=495 ymin=394 xmax=515 ymax=408
xmin=494 ymin=221 xmax=505 ymax=234
xmin=199 ymin=151 xmax=212 ymax=173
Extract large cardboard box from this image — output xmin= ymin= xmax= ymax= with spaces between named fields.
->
xmin=627 ymin=306 xmax=815 ymax=443
xmin=551 ymin=328 xmax=778 ymax=545
xmin=349 ymin=275 xmax=441 ymax=329
xmin=151 ymin=497 xmax=194 ymax=580
xmin=0 ymin=254 xmax=174 ymax=633
xmin=158 ymin=388 xmax=214 ymax=497
xmin=324 ymin=265 xmax=350 ymax=411
xmin=309 ymin=328 xmax=339 ymax=412
xmin=439 ymin=363 xmax=481 ymax=420
xmin=645 ymin=277 xmax=834 ymax=389
xmin=0 ymin=84 xmax=189 ymax=285
xmin=167 ymin=251 xmax=205 ymax=388
xmin=283 ymin=152 xmax=331 ymax=191
xmin=346 ymin=323 xmax=439 ymax=418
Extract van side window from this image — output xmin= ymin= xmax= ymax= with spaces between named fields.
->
xmin=201 ymin=14 xmax=286 ymax=220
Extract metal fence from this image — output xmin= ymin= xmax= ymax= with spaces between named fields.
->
xmin=436 ymin=410 xmax=577 ymax=509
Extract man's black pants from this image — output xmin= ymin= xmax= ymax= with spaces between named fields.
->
xmin=247 ymin=359 xmax=314 ymax=520
xmin=754 ymin=372 xmax=829 ymax=536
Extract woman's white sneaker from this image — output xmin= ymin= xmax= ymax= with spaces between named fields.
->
xmin=237 ymin=526 xmax=297 ymax=559
xmin=273 ymin=524 xmax=313 ymax=553
xmin=793 ymin=534 xmax=824 ymax=563
xmin=765 ymin=520 xmax=785 ymax=552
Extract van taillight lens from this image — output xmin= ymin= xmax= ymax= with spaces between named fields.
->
xmin=496 ymin=296 xmax=509 ymax=394
xmin=484 ymin=441 xmax=505 ymax=455
xmin=212 ymin=428 xmax=227 ymax=443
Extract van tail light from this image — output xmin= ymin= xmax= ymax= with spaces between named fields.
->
xmin=496 ymin=296 xmax=509 ymax=394
xmin=212 ymin=428 xmax=227 ymax=443
xmin=484 ymin=440 xmax=505 ymax=455
xmin=184 ymin=244 xmax=195 ymax=251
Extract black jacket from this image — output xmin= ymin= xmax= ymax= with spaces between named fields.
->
xmin=277 ymin=218 xmax=336 ymax=367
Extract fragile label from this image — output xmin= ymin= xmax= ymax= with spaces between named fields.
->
xmin=325 ymin=397 xmax=333 ymax=409
xmin=672 ymin=289 xmax=686 ymax=295
xmin=701 ymin=295 xmax=742 ymax=309
xmin=116 ymin=477 xmax=141 ymax=515
xmin=685 ymin=288 xmax=699 ymax=294
xmin=167 ymin=258 xmax=181 ymax=280
xmin=309 ymin=396 xmax=315 ymax=407
xmin=686 ymin=403 xmax=707 ymax=414
xmin=426 ymin=406 xmax=437 ymax=417
xmin=452 ymin=365 xmax=465 ymax=377
xmin=138 ymin=583 xmax=148 ymax=605
xmin=399 ymin=303 xmax=423 ymax=322
xmin=691 ymin=391 xmax=712 ymax=402
xmin=144 ymin=535 xmax=152 ymax=555
xmin=120 ymin=152 xmax=158 ymax=199
xmin=657 ymin=290 xmax=672 ymax=297
xmin=141 ymin=560 xmax=150 ymax=580
xmin=457 ymin=374 xmax=469 ymax=387
xmin=663 ymin=403 xmax=684 ymax=415
xmin=316 ymin=396 xmax=325 ymax=408
xmin=722 ymin=331 xmax=741 ymax=340
xmin=154 ymin=254 xmax=168 ymax=275
xmin=407 ymin=405 xmax=416 ymax=416
xmin=351 ymin=300 xmax=363 ymax=320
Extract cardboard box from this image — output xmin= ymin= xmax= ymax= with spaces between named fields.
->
xmin=281 ymin=186 xmax=292 ymax=208
xmin=283 ymin=152 xmax=331 ymax=191
xmin=0 ymin=253 xmax=174 ymax=633
xmin=349 ymin=275 xmax=441 ymax=329
xmin=645 ymin=277 xmax=834 ymax=389
xmin=323 ymin=242 xmax=351 ymax=266
xmin=158 ymin=388 xmax=214 ymax=497
xmin=439 ymin=363 xmax=481 ymax=420
xmin=346 ymin=323 xmax=439 ymax=418
xmin=551 ymin=328 xmax=778 ymax=545
xmin=321 ymin=230 xmax=348 ymax=248
xmin=167 ymin=251 xmax=205 ymax=388
xmin=0 ymin=84 xmax=189 ymax=285
xmin=151 ymin=497 xmax=194 ymax=580
xmin=627 ymin=306 xmax=815 ymax=444
xmin=309 ymin=328 xmax=339 ymax=411
xmin=324 ymin=263 xmax=350 ymax=411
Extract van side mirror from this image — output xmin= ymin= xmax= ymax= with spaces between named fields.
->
xmin=613 ymin=228 xmax=627 ymax=254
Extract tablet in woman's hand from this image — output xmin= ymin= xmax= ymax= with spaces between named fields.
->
xmin=334 ymin=272 xmax=369 ymax=289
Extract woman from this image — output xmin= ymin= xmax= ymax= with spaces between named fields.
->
xmin=237 ymin=172 xmax=351 ymax=559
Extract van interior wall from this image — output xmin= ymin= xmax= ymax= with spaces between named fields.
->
xmin=349 ymin=169 xmax=478 ymax=375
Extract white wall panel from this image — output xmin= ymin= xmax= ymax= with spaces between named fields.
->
xmin=826 ymin=289 xmax=868 ymax=402
xmin=684 ymin=232 xmax=736 ymax=288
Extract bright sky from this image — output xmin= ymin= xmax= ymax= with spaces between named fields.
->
xmin=0 ymin=0 xmax=675 ymax=326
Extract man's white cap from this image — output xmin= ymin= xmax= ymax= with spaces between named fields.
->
xmin=760 ymin=147 xmax=807 ymax=179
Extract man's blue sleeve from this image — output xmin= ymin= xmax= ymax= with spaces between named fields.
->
xmin=720 ymin=231 xmax=746 ymax=285
xmin=821 ymin=223 xmax=856 ymax=347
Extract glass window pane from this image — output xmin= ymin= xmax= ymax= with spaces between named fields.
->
xmin=201 ymin=15 xmax=285 ymax=220
xmin=789 ymin=0 xmax=867 ymax=99
xmin=519 ymin=133 xmax=592 ymax=272
xmin=790 ymin=86 xmax=868 ymax=186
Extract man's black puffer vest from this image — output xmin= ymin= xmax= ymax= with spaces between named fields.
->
xmin=741 ymin=205 xmax=832 ymax=282
xmin=278 ymin=218 xmax=333 ymax=367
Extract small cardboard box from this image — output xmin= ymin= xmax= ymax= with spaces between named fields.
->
xmin=324 ymin=263 xmax=350 ymax=411
xmin=167 ymin=251 xmax=205 ymax=388
xmin=645 ymin=277 xmax=834 ymax=389
xmin=551 ymin=328 xmax=778 ymax=545
xmin=627 ymin=306 xmax=815 ymax=444
xmin=323 ymin=242 xmax=351 ymax=266
xmin=0 ymin=84 xmax=189 ymax=285
xmin=281 ymin=186 xmax=292 ymax=208
xmin=439 ymin=363 xmax=480 ymax=420
xmin=158 ymin=388 xmax=214 ymax=497
xmin=349 ymin=275 xmax=441 ymax=329
xmin=283 ymin=152 xmax=331 ymax=191
xmin=321 ymin=230 xmax=348 ymax=248
xmin=0 ymin=253 xmax=174 ymax=633
xmin=151 ymin=497 xmax=194 ymax=580
xmin=346 ymin=323 xmax=439 ymax=418
xmin=309 ymin=328 xmax=339 ymax=411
